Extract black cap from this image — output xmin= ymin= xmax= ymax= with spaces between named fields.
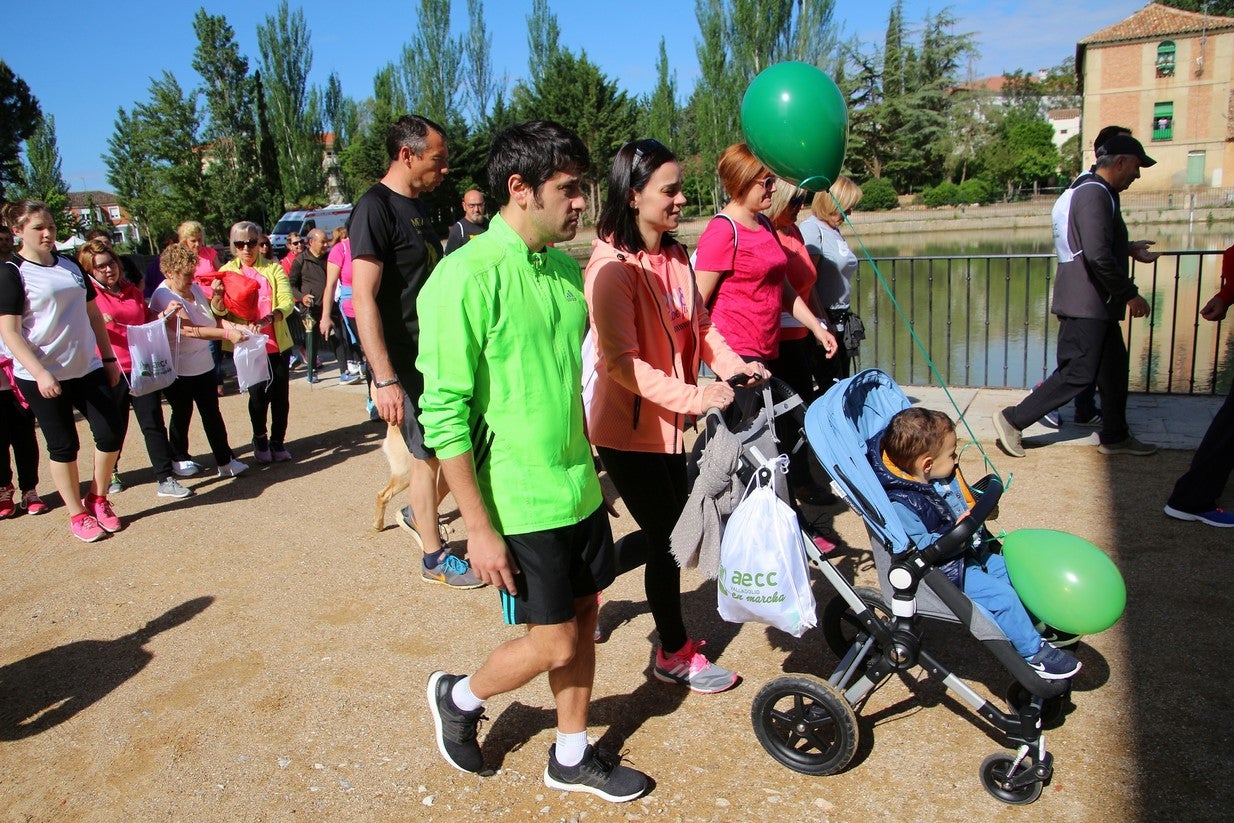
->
xmin=1097 ymin=134 xmax=1156 ymax=167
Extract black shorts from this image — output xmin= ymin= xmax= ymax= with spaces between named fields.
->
xmin=499 ymin=506 xmax=616 ymax=626
xmin=396 ymin=369 xmax=434 ymax=461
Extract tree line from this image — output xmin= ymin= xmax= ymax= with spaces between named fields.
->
xmin=11 ymin=0 xmax=1206 ymax=251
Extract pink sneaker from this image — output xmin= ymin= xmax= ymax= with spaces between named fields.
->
xmin=0 ymin=485 xmax=14 ymax=518
xmin=21 ymin=489 xmax=49 ymax=515
xmin=812 ymin=535 xmax=837 ymax=554
xmin=653 ymin=639 xmax=739 ymax=694
xmin=84 ymin=493 xmax=122 ymax=533
xmin=70 ymin=512 xmax=106 ymax=542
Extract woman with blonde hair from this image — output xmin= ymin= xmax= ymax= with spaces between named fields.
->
xmin=177 ymin=220 xmax=218 ymax=276
xmin=800 ymin=176 xmax=864 ymax=390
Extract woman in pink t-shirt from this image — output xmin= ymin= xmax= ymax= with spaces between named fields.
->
xmin=178 ymin=220 xmax=218 ymax=277
xmin=321 ymin=229 xmax=366 ymax=392
xmin=693 ymin=143 xmax=836 ymax=365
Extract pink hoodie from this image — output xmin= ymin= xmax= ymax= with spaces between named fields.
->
xmin=584 ymin=237 xmax=746 ymax=455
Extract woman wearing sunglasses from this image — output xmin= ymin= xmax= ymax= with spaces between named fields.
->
xmin=693 ymin=146 xmax=837 ymax=507
xmin=212 ymin=221 xmax=296 ymax=463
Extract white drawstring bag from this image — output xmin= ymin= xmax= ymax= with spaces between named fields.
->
xmin=126 ymin=317 xmax=178 ymax=397
xmin=233 ymin=333 xmax=272 ymax=392
xmin=716 ymin=455 xmax=818 ymax=637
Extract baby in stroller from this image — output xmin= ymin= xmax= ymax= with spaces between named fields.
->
xmin=871 ymin=407 xmax=1080 ymax=680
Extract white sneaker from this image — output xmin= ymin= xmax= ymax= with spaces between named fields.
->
xmin=173 ymin=460 xmax=203 ymax=477
xmin=218 ymin=459 xmax=249 ymax=478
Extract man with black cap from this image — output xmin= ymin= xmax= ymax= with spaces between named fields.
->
xmin=994 ymin=132 xmax=1160 ymax=459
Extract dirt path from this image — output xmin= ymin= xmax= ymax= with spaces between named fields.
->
xmin=1 ymin=377 xmax=1229 ymax=822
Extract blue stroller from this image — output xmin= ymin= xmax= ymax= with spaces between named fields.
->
xmin=749 ymin=369 xmax=1071 ymax=805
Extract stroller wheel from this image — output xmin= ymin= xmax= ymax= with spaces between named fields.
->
xmin=751 ymin=675 xmax=858 ymax=776
xmin=1005 ymin=682 xmax=1070 ymax=729
xmin=979 ymin=753 xmax=1043 ymax=805
xmin=822 ymin=587 xmax=891 ymax=666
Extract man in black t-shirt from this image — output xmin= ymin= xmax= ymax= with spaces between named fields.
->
xmin=351 ymin=114 xmax=482 ymax=590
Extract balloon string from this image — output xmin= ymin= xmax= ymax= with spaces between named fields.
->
xmin=833 ymin=192 xmax=1006 ymax=488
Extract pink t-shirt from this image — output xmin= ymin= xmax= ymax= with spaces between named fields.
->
xmin=194 ymin=246 xmax=218 ymax=277
xmin=92 ymin=279 xmax=156 ymax=373
xmin=327 ymin=239 xmax=354 ymax=317
xmin=777 ymin=224 xmax=816 ymax=342
xmin=694 ymin=215 xmax=787 ymax=360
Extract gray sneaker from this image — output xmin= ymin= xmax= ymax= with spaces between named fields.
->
xmin=544 ymin=743 xmax=648 ymax=803
xmin=653 ymin=639 xmax=739 ymax=693
xmin=993 ymin=409 xmax=1025 ymax=458
xmin=400 ymin=504 xmax=451 ymax=551
xmin=422 ymin=553 xmax=486 ymax=589
xmin=1098 ymin=436 xmax=1158 ymax=456
xmin=156 ymin=478 xmax=193 ymax=499
xmin=172 ymin=460 xmax=202 ymax=478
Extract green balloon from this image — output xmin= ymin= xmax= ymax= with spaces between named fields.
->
xmin=740 ymin=61 xmax=849 ymax=192
xmin=1001 ymin=529 xmax=1127 ymax=635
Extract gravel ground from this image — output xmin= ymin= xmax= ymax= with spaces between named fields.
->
xmin=1 ymin=374 xmax=1230 ymax=822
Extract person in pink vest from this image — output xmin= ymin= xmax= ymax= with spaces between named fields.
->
xmin=585 ymin=138 xmax=767 ymax=693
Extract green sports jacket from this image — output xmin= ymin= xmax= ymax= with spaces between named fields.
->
xmin=416 ymin=214 xmax=602 ymax=535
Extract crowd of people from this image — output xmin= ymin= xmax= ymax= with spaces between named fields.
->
xmin=1 ymin=113 xmax=1230 ymax=805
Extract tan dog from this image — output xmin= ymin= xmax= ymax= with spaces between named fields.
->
xmin=374 ymin=424 xmax=413 ymax=531
xmin=373 ymin=424 xmax=452 ymax=532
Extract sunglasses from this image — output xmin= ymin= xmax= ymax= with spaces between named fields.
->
xmin=233 ymin=239 xmax=259 ymax=249
xmin=790 ymin=193 xmax=809 ymax=207
xmin=758 ymin=176 xmax=776 ymax=191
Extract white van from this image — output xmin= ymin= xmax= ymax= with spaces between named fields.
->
xmin=269 ymin=204 xmax=352 ymax=257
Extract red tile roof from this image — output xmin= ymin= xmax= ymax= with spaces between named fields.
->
xmin=1081 ymin=2 xmax=1234 ymax=45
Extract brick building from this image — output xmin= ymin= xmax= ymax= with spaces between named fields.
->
xmin=66 ymin=190 xmax=141 ymax=245
xmin=1078 ymin=3 xmax=1234 ymax=189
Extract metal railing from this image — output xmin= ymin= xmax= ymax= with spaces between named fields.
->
xmin=851 ymin=250 xmax=1231 ymax=395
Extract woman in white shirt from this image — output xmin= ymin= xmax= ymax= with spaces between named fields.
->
xmin=0 ymin=200 xmax=125 ymax=542
xmin=149 ymin=244 xmax=251 ymax=479
xmin=798 ymin=176 xmax=864 ymax=393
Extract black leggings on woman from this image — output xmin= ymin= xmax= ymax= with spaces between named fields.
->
xmin=164 ymin=370 xmax=235 ymax=466
xmin=0 ymin=390 xmax=39 ymax=490
xmin=17 ymin=369 xmax=124 ymax=462
xmin=248 ymin=351 xmax=290 ymax=449
xmin=595 ymin=446 xmax=689 ymax=654
xmin=105 ymin=378 xmax=175 ymax=482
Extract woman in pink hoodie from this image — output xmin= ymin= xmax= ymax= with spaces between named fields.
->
xmin=585 ymin=139 xmax=767 ymax=694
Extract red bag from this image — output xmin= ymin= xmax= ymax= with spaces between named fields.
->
xmin=196 ymin=270 xmax=262 ymax=322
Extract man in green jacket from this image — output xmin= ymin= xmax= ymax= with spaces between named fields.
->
xmin=419 ymin=121 xmax=648 ymax=802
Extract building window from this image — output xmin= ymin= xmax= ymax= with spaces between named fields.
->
xmin=1152 ymin=102 xmax=1174 ymax=141
xmin=107 ymin=206 xmax=120 ymax=219
xmin=1156 ymin=41 xmax=1176 ymax=77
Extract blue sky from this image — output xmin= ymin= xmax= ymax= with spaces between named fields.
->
xmin=6 ymin=0 xmax=1144 ymax=192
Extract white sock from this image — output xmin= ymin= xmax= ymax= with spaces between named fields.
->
xmin=555 ymin=730 xmax=589 ymax=767
xmin=450 ymin=676 xmax=484 ymax=712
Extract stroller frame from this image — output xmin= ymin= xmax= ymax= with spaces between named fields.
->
xmin=745 ymin=370 xmax=1069 ymax=805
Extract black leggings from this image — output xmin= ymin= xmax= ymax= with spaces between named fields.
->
xmin=164 ymin=370 xmax=235 ymax=466
xmin=17 ymin=369 xmax=124 ymax=462
xmin=595 ymin=446 xmax=689 ymax=654
xmin=105 ymin=378 xmax=175 ymax=482
xmin=0 ymin=390 xmax=39 ymax=489
xmin=248 ymin=352 xmax=290 ymax=448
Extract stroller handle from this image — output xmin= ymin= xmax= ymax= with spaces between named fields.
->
xmin=919 ymin=474 xmax=1003 ymax=566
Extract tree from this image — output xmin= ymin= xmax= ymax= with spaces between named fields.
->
xmin=340 ymin=63 xmax=407 ymax=198
xmin=642 ymin=39 xmax=679 ymax=146
xmin=192 ymin=9 xmax=263 ymax=236
xmin=257 ymin=0 xmax=324 ymax=206
xmin=254 ymin=71 xmax=286 ymax=227
xmin=0 ymin=61 xmax=42 ymax=199
xmin=400 ymin=0 xmax=463 ymax=127
xmin=15 ymin=115 xmax=72 ymax=237
xmin=463 ymin=0 xmax=503 ymax=124
xmin=512 ymin=49 xmax=638 ymax=222
xmin=979 ymin=112 xmax=1060 ymax=198
xmin=526 ymin=0 xmax=561 ymax=87
xmin=105 ymin=72 xmax=205 ymax=249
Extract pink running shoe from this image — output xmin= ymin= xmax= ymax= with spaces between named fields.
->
xmin=0 ymin=484 xmax=14 ymax=518
xmin=653 ymin=639 xmax=739 ymax=694
xmin=812 ymin=535 xmax=837 ymax=554
xmin=70 ymin=512 xmax=106 ymax=542
xmin=21 ymin=489 xmax=49 ymax=515
xmin=84 ymin=493 xmax=122 ymax=533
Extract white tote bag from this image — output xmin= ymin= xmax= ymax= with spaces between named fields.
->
xmin=233 ymin=333 xmax=272 ymax=392
xmin=716 ymin=456 xmax=818 ymax=637
xmin=126 ymin=317 xmax=177 ymax=397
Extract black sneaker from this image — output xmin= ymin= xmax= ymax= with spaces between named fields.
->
xmin=426 ymin=671 xmax=488 ymax=774
xmin=543 ymin=743 xmax=648 ymax=803
xmin=1026 ymin=644 xmax=1082 ymax=680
